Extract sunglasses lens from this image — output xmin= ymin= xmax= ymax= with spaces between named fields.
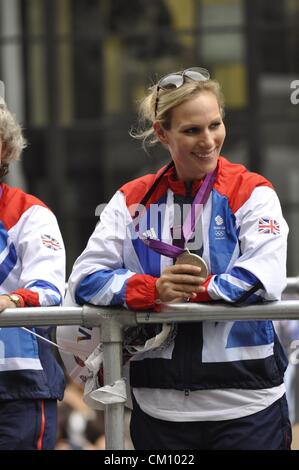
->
xmin=159 ymin=74 xmax=184 ymax=90
xmin=185 ymin=68 xmax=210 ymax=81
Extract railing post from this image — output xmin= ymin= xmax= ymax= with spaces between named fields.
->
xmin=99 ymin=311 xmax=126 ymax=450
xmin=283 ymin=277 xmax=299 ymax=296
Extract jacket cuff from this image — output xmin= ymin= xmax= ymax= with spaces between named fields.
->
xmin=126 ymin=274 xmax=158 ymax=310
xmin=190 ymin=275 xmax=213 ymax=302
xmin=11 ymin=288 xmax=40 ymax=307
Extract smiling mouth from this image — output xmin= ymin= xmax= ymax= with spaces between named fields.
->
xmin=192 ymin=149 xmax=216 ymax=159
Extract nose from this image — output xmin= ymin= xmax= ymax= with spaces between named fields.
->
xmin=198 ymin=130 xmax=214 ymax=149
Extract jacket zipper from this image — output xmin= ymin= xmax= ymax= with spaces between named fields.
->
xmin=182 ymin=323 xmax=193 ymax=397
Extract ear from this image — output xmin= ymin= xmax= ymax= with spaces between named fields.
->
xmin=153 ymin=121 xmax=169 ymax=146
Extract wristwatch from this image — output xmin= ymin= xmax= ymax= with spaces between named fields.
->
xmin=4 ymin=293 xmax=22 ymax=308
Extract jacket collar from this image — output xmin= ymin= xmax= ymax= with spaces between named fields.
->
xmin=164 ymin=164 xmax=205 ymax=197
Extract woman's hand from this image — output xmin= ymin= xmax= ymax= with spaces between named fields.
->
xmin=0 ymin=295 xmax=20 ymax=312
xmin=156 ymin=264 xmax=206 ymax=303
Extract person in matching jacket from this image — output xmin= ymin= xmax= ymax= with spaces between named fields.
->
xmin=0 ymin=82 xmax=65 ymax=449
xmin=67 ymin=68 xmax=291 ymax=450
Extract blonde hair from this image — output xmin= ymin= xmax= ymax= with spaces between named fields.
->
xmin=0 ymin=103 xmax=27 ymax=178
xmin=131 ymin=76 xmax=225 ymax=149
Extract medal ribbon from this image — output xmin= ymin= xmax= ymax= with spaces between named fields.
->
xmin=139 ymin=168 xmax=217 ymax=259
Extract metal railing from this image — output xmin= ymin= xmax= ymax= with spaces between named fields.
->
xmin=0 ymin=277 xmax=298 ymax=449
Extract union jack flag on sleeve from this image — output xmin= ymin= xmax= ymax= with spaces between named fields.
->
xmin=41 ymin=234 xmax=63 ymax=250
xmin=258 ymin=217 xmax=280 ymax=235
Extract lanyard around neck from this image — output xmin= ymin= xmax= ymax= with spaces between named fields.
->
xmin=137 ymin=167 xmax=217 ymax=259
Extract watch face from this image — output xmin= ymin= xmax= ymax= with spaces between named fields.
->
xmin=9 ymin=294 xmax=20 ymax=306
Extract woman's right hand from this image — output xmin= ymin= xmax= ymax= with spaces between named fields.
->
xmin=156 ymin=264 xmax=206 ymax=303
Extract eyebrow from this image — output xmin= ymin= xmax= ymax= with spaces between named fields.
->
xmin=180 ymin=117 xmax=222 ymax=128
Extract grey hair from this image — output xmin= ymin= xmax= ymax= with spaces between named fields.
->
xmin=130 ymin=77 xmax=225 ymax=150
xmin=0 ymin=103 xmax=27 ymax=178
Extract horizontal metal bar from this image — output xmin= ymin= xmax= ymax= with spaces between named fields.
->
xmin=0 ymin=276 xmax=297 ymax=328
xmin=0 ymin=305 xmax=138 ymax=329
xmin=0 ymin=305 xmax=125 ymax=328
xmin=0 ymin=306 xmax=84 ymax=327
xmin=136 ymin=300 xmax=299 ymax=323
xmin=0 ymin=300 xmax=299 ymax=328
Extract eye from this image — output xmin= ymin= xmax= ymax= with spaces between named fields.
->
xmin=210 ymin=121 xmax=221 ymax=129
xmin=183 ymin=127 xmax=199 ymax=134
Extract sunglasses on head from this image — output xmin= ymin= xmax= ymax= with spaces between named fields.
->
xmin=154 ymin=67 xmax=210 ymax=118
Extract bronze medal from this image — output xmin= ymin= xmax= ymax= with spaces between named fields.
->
xmin=175 ymin=251 xmax=208 ymax=280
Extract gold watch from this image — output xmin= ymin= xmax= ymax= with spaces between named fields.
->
xmin=4 ymin=293 xmax=21 ymax=307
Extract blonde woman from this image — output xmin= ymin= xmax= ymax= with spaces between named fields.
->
xmin=67 ymin=68 xmax=290 ymax=450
